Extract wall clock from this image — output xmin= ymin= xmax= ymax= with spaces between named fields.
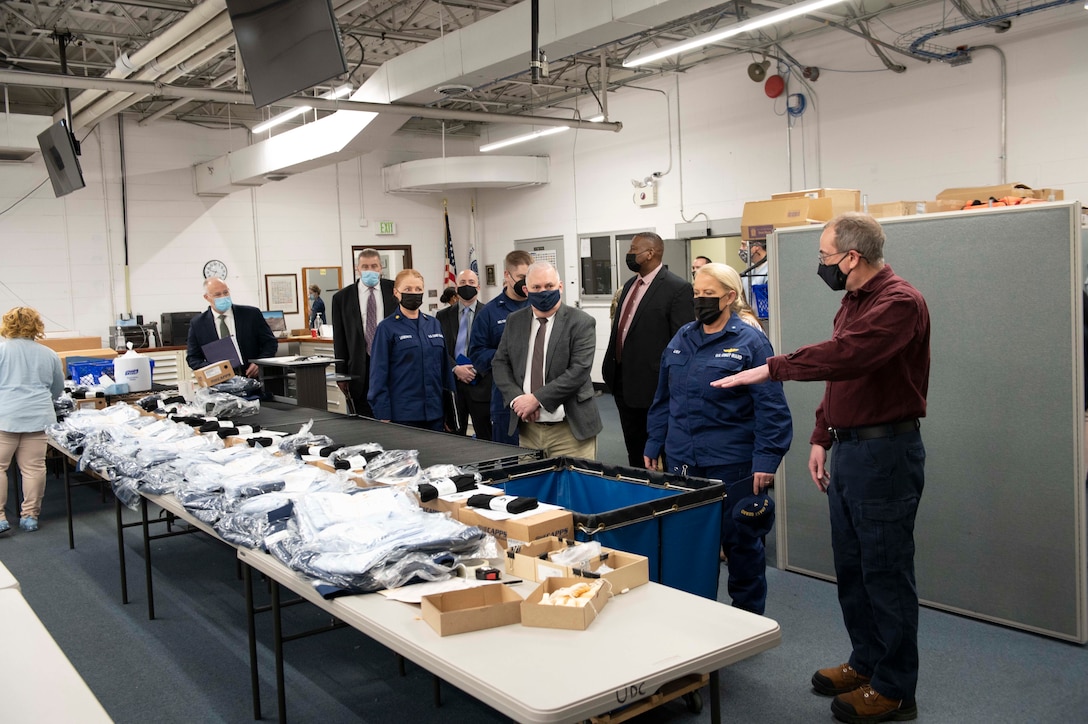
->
xmin=203 ymin=259 xmax=228 ymax=280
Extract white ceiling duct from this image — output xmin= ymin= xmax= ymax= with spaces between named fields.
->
xmin=382 ymin=156 xmax=549 ymax=193
xmin=193 ymin=0 xmax=724 ymax=196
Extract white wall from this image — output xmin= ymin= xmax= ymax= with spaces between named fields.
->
xmin=1 ymin=3 xmax=1085 ymax=355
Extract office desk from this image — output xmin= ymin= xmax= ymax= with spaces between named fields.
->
xmin=253 ymin=356 xmax=340 ymax=411
xmin=0 ymin=589 xmax=112 ymax=722
xmin=238 ymin=547 xmax=781 ymax=724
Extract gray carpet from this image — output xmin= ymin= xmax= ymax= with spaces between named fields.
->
xmin=2 ymin=397 xmax=1087 ymax=722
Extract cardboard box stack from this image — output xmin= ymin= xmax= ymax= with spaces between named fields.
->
xmin=741 ymin=188 xmax=859 ymax=241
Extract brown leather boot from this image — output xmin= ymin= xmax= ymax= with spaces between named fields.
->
xmin=811 ymin=662 xmax=871 ymax=696
xmin=831 ymin=684 xmax=918 ymax=723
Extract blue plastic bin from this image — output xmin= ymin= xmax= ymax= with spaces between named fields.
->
xmin=482 ymin=457 xmax=725 ymax=599
xmin=67 ymin=357 xmax=117 ymax=384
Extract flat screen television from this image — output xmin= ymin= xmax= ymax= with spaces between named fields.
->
xmin=262 ymin=309 xmax=288 ymax=336
xmin=226 ymin=0 xmax=348 ymax=109
xmin=37 ymin=119 xmax=85 ymax=198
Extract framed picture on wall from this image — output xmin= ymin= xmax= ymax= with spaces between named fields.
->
xmin=265 ymin=273 xmax=299 ymax=314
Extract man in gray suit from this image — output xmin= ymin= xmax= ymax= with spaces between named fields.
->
xmin=493 ymin=261 xmax=602 ymax=459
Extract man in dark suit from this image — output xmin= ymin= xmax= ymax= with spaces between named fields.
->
xmin=493 ymin=261 xmax=601 ymax=459
xmin=437 ymin=269 xmax=491 ymax=440
xmin=186 ymin=277 xmax=278 ymax=377
xmin=332 ymin=248 xmax=397 ymax=417
xmin=603 ymin=232 xmax=694 ymax=467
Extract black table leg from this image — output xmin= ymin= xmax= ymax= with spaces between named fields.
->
xmin=63 ymin=456 xmax=74 ymax=550
xmin=272 ymin=580 xmax=286 ymax=723
xmin=141 ymin=497 xmax=155 ymax=620
xmin=710 ymin=669 xmax=721 ymax=724
xmin=115 ymin=497 xmax=129 ymax=604
xmin=243 ymin=562 xmax=262 ymax=720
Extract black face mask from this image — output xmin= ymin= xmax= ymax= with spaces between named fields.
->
xmin=457 ymin=284 xmax=478 ymax=301
xmin=399 ymin=293 xmax=424 ymax=311
xmin=693 ymin=297 xmax=724 ymax=325
xmin=512 ymin=278 xmax=527 ymax=298
xmin=625 ymin=252 xmax=643 ymax=273
xmin=817 ymin=261 xmax=850 ymax=291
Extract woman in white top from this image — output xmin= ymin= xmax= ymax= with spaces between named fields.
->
xmin=0 ymin=307 xmax=64 ymax=534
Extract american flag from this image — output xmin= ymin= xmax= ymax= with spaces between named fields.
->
xmin=443 ymin=206 xmax=457 ymax=287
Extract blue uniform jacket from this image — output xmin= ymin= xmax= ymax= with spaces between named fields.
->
xmin=468 ymin=292 xmax=530 ymax=414
xmin=368 ymin=309 xmax=454 ymax=423
xmin=644 ymin=314 xmax=793 ymax=473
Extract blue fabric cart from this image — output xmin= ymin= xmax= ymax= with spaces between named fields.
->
xmin=482 ymin=457 xmax=725 ymax=599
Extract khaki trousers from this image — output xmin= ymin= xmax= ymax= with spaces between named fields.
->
xmin=518 ymin=419 xmax=597 ymax=460
xmin=0 ymin=431 xmax=48 ymax=519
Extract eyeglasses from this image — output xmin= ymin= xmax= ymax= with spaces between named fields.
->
xmin=817 ymin=249 xmax=851 ymax=265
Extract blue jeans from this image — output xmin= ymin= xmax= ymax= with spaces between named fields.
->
xmin=671 ymin=461 xmax=767 ymax=615
xmin=828 ymin=430 xmax=925 ymax=702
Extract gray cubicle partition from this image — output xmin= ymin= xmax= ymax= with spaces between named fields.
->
xmin=768 ymin=202 xmax=1086 ymax=642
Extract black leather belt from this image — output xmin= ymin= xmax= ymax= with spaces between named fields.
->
xmin=534 ymin=420 xmax=564 ymax=427
xmin=829 ymin=419 xmax=919 ymax=443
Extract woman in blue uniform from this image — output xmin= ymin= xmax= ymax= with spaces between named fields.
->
xmin=368 ymin=269 xmax=453 ymax=430
xmin=643 ymin=263 xmax=792 ymax=614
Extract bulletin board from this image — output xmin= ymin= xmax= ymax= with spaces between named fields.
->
xmin=768 ymin=202 xmax=1086 ymax=642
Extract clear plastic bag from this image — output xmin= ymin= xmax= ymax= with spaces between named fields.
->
xmin=363 ymin=449 xmax=421 ymax=486
xmin=193 ymin=387 xmax=260 ymax=418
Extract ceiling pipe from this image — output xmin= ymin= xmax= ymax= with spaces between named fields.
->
xmin=1 ymin=68 xmax=622 ymax=131
xmin=139 ymin=67 xmax=237 ymax=125
xmin=67 ymin=0 xmax=226 ymax=117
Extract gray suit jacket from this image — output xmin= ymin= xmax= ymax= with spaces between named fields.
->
xmin=493 ymin=303 xmax=602 ymax=441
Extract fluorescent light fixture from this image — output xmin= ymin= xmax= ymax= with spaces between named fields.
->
xmin=623 ymin=0 xmax=850 ymax=68
xmin=480 ymin=115 xmax=604 ymax=153
xmin=252 ymin=84 xmax=354 ymax=134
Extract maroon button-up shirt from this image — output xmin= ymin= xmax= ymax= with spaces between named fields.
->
xmin=767 ymin=264 xmax=930 ymax=448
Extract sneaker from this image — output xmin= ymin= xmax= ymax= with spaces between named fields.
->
xmin=19 ymin=517 xmax=39 ymax=532
xmin=812 ymin=663 xmax=871 ymax=696
xmin=0 ymin=519 xmax=9 ymax=534
xmin=831 ymin=684 xmax=917 ymax=723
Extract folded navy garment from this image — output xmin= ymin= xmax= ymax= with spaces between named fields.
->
xmin=466 ymin=494 xmax=538 ymax=515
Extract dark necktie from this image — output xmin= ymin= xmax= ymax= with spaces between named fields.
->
xmin=218 ymin=314 xmax=229 ymax=339
xmin=531 ymin=317 xmax=548 ymax=393
xmin=615 ymin=278 xmax=643 ymax=363
xmin=365 ymin=288 xmax=377 ymax=354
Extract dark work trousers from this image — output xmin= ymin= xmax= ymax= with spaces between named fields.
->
xmin=489 ymin=386 xmax=519 ymax=446
xmin=612 ymin=368 xmax=650 ymax=469
xmin=400 ymin=419 xmax=444 ymax=432
xmin=671 ymin=461 xmax=767 ymax=615
xmin=828 ymin=429 xmax=925 ymax=702
xmin=450 ymin=380 xmax=492 ymax=441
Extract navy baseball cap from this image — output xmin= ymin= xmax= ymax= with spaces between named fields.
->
xmin=732 ymin=493 xmax=775 ymax=537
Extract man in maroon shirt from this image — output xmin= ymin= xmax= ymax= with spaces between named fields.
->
xmin=714 ymin=213 xmax=930 ymax=724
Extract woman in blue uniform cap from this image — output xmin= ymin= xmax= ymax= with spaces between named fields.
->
xmin=644 ymin=262 xmax=792 ymax=614
xmin=368 ymin=269 xmax=454 ymax=431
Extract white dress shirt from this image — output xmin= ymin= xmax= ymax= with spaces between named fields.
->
xmin=521 ymin=312 xmax=565 ymax=422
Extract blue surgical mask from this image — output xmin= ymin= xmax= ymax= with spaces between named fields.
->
xmin=213 ymin=296 xmax=232 ymax=313
xmin=360 ymin=271 xmax=381 ymax=288
xmin=528 ymin=289 xmax=561 ymax=313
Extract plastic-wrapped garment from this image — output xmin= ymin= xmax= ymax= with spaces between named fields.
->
xmin=210 ymin=375 xmax=264 ymax=397
xmin=277 ymin=431 xmax=335 ymax=457
xmin=329 ymin=443 xmax=384 ymax=471
xmin=363 ymin=450 xmax=421 ymax=486
xmin=111 ymin=476 xmax=143 ymax=511
xmin=174 ymin=479 xmax=233 ymax=524
xmin=266 ymin=487 xmax=497 ymax=593
xmin=214 ymin=494 xmax=295 ymax=549
xmin=193 ymin=388 xmax=260 ymax=418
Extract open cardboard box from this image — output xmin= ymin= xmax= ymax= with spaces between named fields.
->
xmin=936 ymin=183 xmax=1063 ymax=202
xmin=867 ymin=201 xmax=924 ymax=219
xmin=505 ymin=536 xmax=649 ymax=592
xmin=420 ymin=583 xmax=522 ymax=636
xmin=520 ymin=576 xmax=611 ymax=631
xmin=741 ymin=196 xmax=833 ymax=241
xmin=455 ymin=506 xmax=574 ymax=548
xmin=771 ymin=188 xmax=860 ymax=216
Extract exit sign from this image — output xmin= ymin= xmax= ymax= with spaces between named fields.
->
xmin=377 ymin=221 xmax=397 ymax=235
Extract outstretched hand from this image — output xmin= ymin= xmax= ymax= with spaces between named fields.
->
xmin=710 ymin=363 xmax=770 ymax=389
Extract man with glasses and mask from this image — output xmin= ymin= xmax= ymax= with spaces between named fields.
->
xmin=438 ymin=269 xmax=490 ymax=439
xmin=469 ymin=250 xmax=532 ymax=444
xmin=714 ymin=213 xmax=930 ymax=724
xmin=493 ymin=261 xmax=601 ymax=458
xmin=332 ymin=249 xmax=397 ymax=417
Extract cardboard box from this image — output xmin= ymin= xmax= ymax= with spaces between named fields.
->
xmin=520 ymin=577 xmax=610 ymax=631
xmin=867 ymin=201 xmax=924 ymax=219
xmin=73 ymin=397 xmax=107 ymax=410
xmin=40 ymin=337 xmax=106 ymax=353
xmin=936 ymin=183 xmax=1063 ymax=202
xmin=771 ymin=188 xmax=860 ymax=215
xmin=193 ymin=360 xmax=233 ymax=387
xmin=455 ymin=506 xmax=574 ymax=548
xmin=924 ymin=199 xmax=969 ymax=214
xmin=505 ymin=537 xmax=649 ymax=592
xmin=741 ymin=196 xmax=834 ymax=240
xmin=420 ymin=583 xmax=523 ymax=636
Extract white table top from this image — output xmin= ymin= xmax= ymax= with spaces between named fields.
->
xmin=252 ymin=355 xmax=340 ymax=368
xmin=238 ymin=547 xmax=781 ymax=724
xmin=0 ymin=559 xmax=19 ymax=591
xmin=0 ymin=589 xmax=112 ymax=722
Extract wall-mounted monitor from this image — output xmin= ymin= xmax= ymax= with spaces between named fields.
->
xmin=36 ymin=119 xmax=85 ymax=198
xmin=226 ymin=0 xmax=348 ymax=109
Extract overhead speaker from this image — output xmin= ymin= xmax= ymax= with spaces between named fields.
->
xmin=747 ymin=60 xmax=770 ymax=82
